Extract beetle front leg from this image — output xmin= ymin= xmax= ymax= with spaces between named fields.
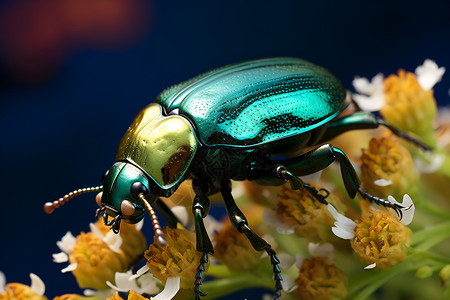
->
xmin=221 ymin=180 xmax=283 ymax=300
xmin=191 ymin=179 xmax=214 ymax=300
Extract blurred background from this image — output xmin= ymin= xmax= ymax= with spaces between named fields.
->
xmin=1 ymin=0 xmax=450 ymax=298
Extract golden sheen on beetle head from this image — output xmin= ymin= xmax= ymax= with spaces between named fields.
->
xmin=116 ymin=104 xmax=198 ymax=189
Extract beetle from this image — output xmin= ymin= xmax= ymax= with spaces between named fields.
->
xmin=45 ymin=57 xmax=429 ymax=300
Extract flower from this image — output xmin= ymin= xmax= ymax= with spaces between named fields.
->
xmin=53 ymin=221 xmax=146 ymax=290
xmin=382 ymin=69 xmax=437 ymax=147
xmin=295 ymin=257 xmax=347 ymax=300
xmin=351 ymin=209 xmax=412 ymax=270
xmin=213 ymin=221 xmax=263 ymax=271
xmin=144 ymin=227 xmax=202 ymax=290
xmin=0 ymin=273 xmax=46 ymax=300
xmin=360 ymin=136 xmax=418 ymax=199
xmin=265 ymin=183 xmax=344 ymax=242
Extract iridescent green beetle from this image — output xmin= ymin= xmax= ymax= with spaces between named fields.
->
xmin=45 ymin=57 xmax=429 ymax=300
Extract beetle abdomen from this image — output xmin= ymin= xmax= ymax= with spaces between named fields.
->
xmin=156 ymin=58 xmax=348 ymax=148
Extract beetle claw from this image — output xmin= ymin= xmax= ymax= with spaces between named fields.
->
xmin=95 ymin=207 xmax=105 ymax=219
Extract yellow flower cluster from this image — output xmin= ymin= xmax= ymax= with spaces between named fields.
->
xmin=351 ymin=209 xmax=411 ymax=270
xmin=144 ymin=227 xmax=202 ymax=290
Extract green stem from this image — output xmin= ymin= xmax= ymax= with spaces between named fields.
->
xmin=411 ymin=220 xmax=450 ymax=250
xmin=348 ymin=256 xmax=416 ymax=300
xmin=202 ymin=274 xmax=274 ymax=299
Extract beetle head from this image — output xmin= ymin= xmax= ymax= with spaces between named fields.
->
xmin=96 ymin=161 xmax=157 ymax=233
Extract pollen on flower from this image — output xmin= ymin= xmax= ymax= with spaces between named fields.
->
xmin=58 ymin=219 xmax=147 ymax=290
xmin=274 ymin=183 xmax=344 ymax=242
xmin=382 ymin=69 xmax=437 ymax=147
xmin=351 ymin=209 xmax=411 ymax=270
xmin=53 ymin=294 xmax=90 ymax=300
xmin=69 ymin=232 xmax=128 ymax=289
xmin=0 ymin=281 xmax=47 ymax=300
xmin=144 ymin=227 xmax=203 ymax=290
xmin=295 ymin=257 xmax=347 ymax=300
xmin=360 ymin=137 xmax=418 ymax=199
xmin=106 ymin=291 xmax=149 ymax=300
xmin=214 ymin=222 xmax=262 ymax=271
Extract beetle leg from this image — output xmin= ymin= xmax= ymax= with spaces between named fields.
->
xmin=221 ymin=180 xmax=283 ymax=300
xmin=316 ymin=111 xmax=431 ymax=151
xmin=248 ymin=144 xmax=406 ymax=215
xmin=191 ymin=179 xmax=214 ymax=300
xmin=277 ymin=166 xmax=330 ymax=205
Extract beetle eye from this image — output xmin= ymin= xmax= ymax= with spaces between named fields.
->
xmin=121 ymin=200 xmax=135 ymax=216
xmin=95 ymin=192 xmax=103 ymax=207
xmin=130 ymin=181 xmax=149 ymax=199
xmin=102 ymin=170 xmax=109 ymax=183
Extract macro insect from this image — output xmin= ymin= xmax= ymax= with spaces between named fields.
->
xmin=44 ymin=57 xmax=429 ymax=300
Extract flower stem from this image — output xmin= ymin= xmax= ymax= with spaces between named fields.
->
xmin=202 ymin=274 xmax=274 ymax=299
xmin=411 ymin=220 xmax=450 ymax=251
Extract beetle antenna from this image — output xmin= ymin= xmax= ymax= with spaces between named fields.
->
xmin=44 ymin=186 xmax=103 ymax=214
xmin=138 ymin=193 xmax=167 ymax=247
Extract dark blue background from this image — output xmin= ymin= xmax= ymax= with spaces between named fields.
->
xmin=1 ymin=1 xmax=450 ymax=299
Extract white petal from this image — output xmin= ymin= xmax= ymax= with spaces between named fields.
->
xmin=374 ymin=179 xmax=393 ymax=186
xmin=129 ymin=265 xmax=150 ymax=281
xmin=308 ymin=242 xmax=334 ymax=260
xmin=61 ymin=263 xmax=77 ymax=273
xmin=104 ymin=232 xmax=122 ymax=253
xmin=135 ymin=219 xmax=144 ymax=231
xmin=281 ymin=272 xmax=297 ymax=292
xmin=352 ymin=93 xmax=385 ymax=112
xmin=414 ymin=153 xmax=445 ymax=174
xmin=332 ymin=226 xmax=355 ymax=239
xmin=353 ymin=73 xmax=384 ymax=95
xmin=415 ymin=59 xmax=445 ymax=90
xmin=30 ymin=273 xmax=45 ymax=296
xmin=327 ymin=204 xmax=357 ymax=235
xmin=295 ymin=253 xmax=304 ymax=269
xmin=0 ymin=271 xmax=6 ymax=294
xmin=107 ymin=273 xmax=133 ymax=292
xmin=52 ymin=252 xmax=69 ymax=263
xmin=277 ymin=253 xmax=295 ymax=269
xmin=56 ymin=232 xmax=77 ymax=253
xmin=171 ymin=206 xmax=189 ymax=227
xmin=352 ymin=73 xmax=385 ymax=112
xmin=135 ymin=272 xmax=160 ymax=295
xmin=364 ymin=262 xmax=377 ymax=270
xmin=83 ymin=289 xmax=96 ymax=296
xmin=83 ymin=289 xmax=115 ymax=299
xmin=90 ymin=222 xmax=105 ymax=239
xmin=262 ymin=210 xmax=295 ymax=235
xmin=151 ymin=276 xmax=180 ymax=300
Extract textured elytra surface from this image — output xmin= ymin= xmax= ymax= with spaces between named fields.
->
xmin=155 ymin=58 xmax=347 ymax=147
